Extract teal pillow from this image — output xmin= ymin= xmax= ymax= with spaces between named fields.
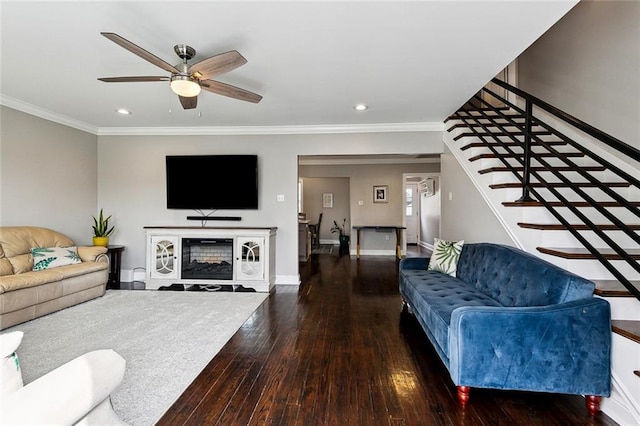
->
xmin=427 ymin=238 xmax=464 ymax=277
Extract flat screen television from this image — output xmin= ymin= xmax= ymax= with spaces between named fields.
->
xmin=166 ymin=155 xmax=258 ymax=210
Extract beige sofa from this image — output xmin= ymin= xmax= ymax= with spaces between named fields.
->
xmin=0 ymin=226 xmax=109 ymax=330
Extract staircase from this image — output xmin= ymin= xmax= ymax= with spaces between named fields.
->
xmin=444 ymin=78 xmax=640 ymax=425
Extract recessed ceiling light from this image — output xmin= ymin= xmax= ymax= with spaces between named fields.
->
xmin=354 ymin=104 xmax=368 ymax=111
xmin=116 ymin=108 xmax=132 ymax=115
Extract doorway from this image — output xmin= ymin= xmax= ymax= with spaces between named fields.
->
xmin=403 ymin=173 xmax=441 ymax=251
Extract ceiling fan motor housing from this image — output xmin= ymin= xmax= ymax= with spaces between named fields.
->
xmin=174 ymin=44 xmax=196 ymax=61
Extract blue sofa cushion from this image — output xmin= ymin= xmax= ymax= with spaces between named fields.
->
xmin=400 ymin=269 xmax=502 ymax=358
xmin=456 ymin=243 xmax=595 ymax=307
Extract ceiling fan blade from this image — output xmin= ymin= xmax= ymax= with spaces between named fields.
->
xmin=200 ymin=80 xmax=262 ymax=103
xmin=188 ymin=50 xmax=247 ymax=80
xmin=179 ymin=96 xmax=198 ymax=110
xmin=101 ymin=32 xmax=179 ymax=74
xmin=98 ymin=76 xmax=170 ymax=82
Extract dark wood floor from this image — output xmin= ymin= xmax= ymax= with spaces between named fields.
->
xmin=158 ymin=249 xmax=617 ymax=426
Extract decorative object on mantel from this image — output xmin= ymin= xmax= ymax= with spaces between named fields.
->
xmin=330 ymin=218 xmax=350 ymax=250
xmin=373 ymin=185 xmax=389 ymax=203
xmin=92 ymin=209 xmax=115 ymax=247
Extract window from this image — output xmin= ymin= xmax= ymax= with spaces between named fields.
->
xmin=405 ymin=188 xmax=413 ymax=216
xmin=298 ymin=178 xmax=304 ymax=213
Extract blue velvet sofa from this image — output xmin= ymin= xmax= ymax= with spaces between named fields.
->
xmin=399 ymin=243 xmax=611 ymax=415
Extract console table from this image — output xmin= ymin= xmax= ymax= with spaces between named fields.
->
xmin=144 ymin=226 xmax=277 ymax=292
xmin=352 ymin=226 xmax=406 ymax=259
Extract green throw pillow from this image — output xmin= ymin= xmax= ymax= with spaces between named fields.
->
xmin=31 ymin=246 xmax=82 ymax=271
xmin=427 ymin=238 xmax=464 ymax=277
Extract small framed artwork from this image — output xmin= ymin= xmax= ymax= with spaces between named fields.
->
xmin=322 ymin=192 xmax=334 ymax=208
xmin=373 ymin=185 xmax=389 ymax=203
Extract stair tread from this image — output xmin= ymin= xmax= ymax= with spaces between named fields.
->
xmin=503 ymin=200 xmax=640 ymax=208
xmin=518 ymin=222 xmax=640 ymax=231
xmin=461 ymin=141 xmax=565 ymax=150
xmin=611 ymin=320 xmax=640 ymax=344
xmin=454 ymin=131 xmax=555 ymax=141
xmin=490 ymin=182 xmax=630 ymax=189
xmin=469 ymin=152 xmax=584 ymax=161
xmin=537 ymin=247 xmax=640 ymax=260
xmin=447 ymin=122 xmax=539 ymax=131
xmin=593 ymin=279 xmax=640 ymax=297
xmin=479 ymin=165 xmax=606 ymax=174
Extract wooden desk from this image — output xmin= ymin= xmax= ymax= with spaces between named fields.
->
xmin=352 ymin=226 xmax=406 ymax=259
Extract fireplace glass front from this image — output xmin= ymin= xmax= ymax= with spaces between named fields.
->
xmin=181 ymin=238 xmax=233 ymax=280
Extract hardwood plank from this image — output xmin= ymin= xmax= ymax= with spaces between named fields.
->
xmin=454 ymin=130 xmax=554 ymax=141
xmin=157 ymin=254 xmax=618 ymax=425
xmin=593 ymin=279 xmax=640 ymax=297
xmin=537 ymin=246 xmax=640 ymax=260
xmin=479 ymin=165 xmax=606 ymax=174
xmin=611 ymin=320 xmax=640 ymax=344
xmin=503 ymin=200 xmax=640 ymax=208
xmin=490 ymin=181 xmax=630 ymax=189
xmin=518 ymin=223 xmax=640 ymax=231
xmin=469 ymin=152 xmax=584 ymax=161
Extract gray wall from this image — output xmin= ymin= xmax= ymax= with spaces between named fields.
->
xmin=301 ymin=177 xmax=350 ymax=243
xmin=0 ymin=106 xmax=98 ymax=243
xmin=300 ymin=162 xmax=439 ymax=252
xmin=98 ymin=132 xmax=442 ymax=282
xmin=518 ymin=0 xmax=639 ymax=146
xmin=440 ymin=148 xmax=514 ymax=245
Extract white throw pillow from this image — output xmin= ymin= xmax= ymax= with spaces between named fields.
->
xmin=0 ymin=331 xmax=24 ymax=396
xmin=31 ymin=246 xmax=82 ymax=271
xmin=427 ymin=238 xmax=464 ymax=277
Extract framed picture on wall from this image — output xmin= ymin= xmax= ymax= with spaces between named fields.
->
xmin=323 ymin=192 xmax=334 ymax=208
xmin=373 ymin=185 xmax=388 ymax=203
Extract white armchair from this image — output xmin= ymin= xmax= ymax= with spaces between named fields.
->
xmin=1 ymin=331 xmax=127 ymax=425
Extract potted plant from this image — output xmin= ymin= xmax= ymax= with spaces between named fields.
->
xmin=92 ymin=209 xmax=114 ymax=247
xmin=330 ymin=218 xmax=350 ymax=249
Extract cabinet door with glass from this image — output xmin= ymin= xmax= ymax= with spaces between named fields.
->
xmin=236 ymin=237 xmax=264 ymax=281
xmin=149 ymin=236 xmax=179 ymax=280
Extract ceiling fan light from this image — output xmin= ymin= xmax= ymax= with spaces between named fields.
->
xmin=170 ymin=76 xmax=201 ymax=97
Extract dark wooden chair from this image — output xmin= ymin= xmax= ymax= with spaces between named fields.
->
xmin=309 ymin=213 xmax=323 ymax=248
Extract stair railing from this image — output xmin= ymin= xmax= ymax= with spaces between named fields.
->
xmin=449 ymin=78 xmax=640 ymax=300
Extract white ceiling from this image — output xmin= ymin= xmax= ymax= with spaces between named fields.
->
xmin=0 ymin=1 xmax=578 ymax=134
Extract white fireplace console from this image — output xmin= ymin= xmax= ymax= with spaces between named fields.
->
xmin=144 ymin=226 xmax=277 ymax=292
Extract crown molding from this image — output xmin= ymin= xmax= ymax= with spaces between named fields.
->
xmin=96 ymin=122 xmax=444 ymax=136
xmin=0 ymin=95 xmax=98 ymax=135
xmin=298 ymin=156 xmax=440 ymax=166
xmin=1 ymin=95 xmax=444 ymax=136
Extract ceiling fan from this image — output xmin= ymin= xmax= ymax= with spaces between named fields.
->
xmin=98 ymin=32 xmax=262 ymax=110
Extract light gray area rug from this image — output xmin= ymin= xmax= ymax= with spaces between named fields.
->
xmin=7 ymin=290 xmax=268 ymax=425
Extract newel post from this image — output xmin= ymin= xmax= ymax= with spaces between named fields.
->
xmin=517 ymin=99 xmax=534 ymax=202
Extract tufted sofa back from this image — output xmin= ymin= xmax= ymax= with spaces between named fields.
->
xmin=456 ymin=243 xmax=595 ymax=307
xmin=0 ymin=226 xmax=75 ymax=276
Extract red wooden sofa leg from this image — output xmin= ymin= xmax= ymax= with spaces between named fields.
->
xmin=586 ymin=395 xmax=601 ymax=416
xmin=457 ymin=386 xmax=470 ymax=406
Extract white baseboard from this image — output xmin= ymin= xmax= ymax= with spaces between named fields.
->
xmin=276 ymin=275 xmax=300 ymax=285
xmin=354 ymin=249 xmax=396 ymax=257
xmin=121 ymin=269 xmax=146 ymax=283
xmin=419 ymin=241 xmax=433 ymax=251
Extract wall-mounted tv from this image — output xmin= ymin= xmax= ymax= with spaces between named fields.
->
xmin=166 ymin=155 xmax=258 ymax=210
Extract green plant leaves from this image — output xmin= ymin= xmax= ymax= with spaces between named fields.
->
xmin=92 ymin=208 xmax=114 ymax=237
